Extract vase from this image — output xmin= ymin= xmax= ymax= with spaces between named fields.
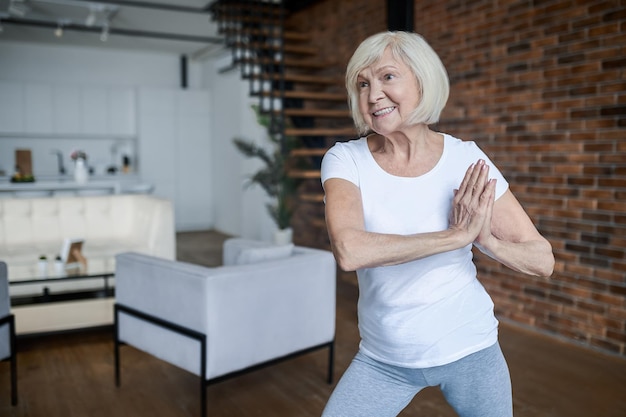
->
xmin=273 ymin=227 xmax=293 ymax=245
xmin=74 ymin=158 xmax=88 ymax=184
xmin=38 ymin=258 xmax=48 ymax=278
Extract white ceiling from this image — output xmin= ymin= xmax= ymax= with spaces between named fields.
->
xmin=0 ymin=0 xmax=226 ymax=57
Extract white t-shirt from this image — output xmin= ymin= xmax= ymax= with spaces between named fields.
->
xmin=321 ymin=133 xmax=509 ymax=368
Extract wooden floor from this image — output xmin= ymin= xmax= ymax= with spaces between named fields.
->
xmin=1 ymin=230 xmax=625 ymax=417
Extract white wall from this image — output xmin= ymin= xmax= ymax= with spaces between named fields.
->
xmin=0 ymin=41 xmax=193 ymax=87
xmin=204 ymin=52 xmax=276 ymax=242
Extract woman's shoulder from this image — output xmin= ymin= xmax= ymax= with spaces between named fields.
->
xmin=442 ymin=132 xmax=477 ymax=148
xmin=326 ymin=137 xmax=369 ymax=157
xmin=441 ymin=133 xmax=485 ymax=157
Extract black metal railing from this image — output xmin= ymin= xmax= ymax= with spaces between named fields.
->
xmin=210 ymin=0 xmax=287 ymax=146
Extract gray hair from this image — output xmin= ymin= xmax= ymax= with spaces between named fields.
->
xmin=345 ymin=31 xmax=450 ymax=135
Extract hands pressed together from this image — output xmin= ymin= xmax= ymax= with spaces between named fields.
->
xmin=449 ymin=159 xmax=497 ymax=248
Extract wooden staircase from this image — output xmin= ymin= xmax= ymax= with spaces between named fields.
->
xmin=210 ymin=0 xmax=355 ymax=249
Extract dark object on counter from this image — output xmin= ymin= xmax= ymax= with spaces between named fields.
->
xmin=51 ymin=149 xmax=66 ymax=175
xmin=107 ymin=166 xmax=118 ymax=174
xmin=122 ymin=155 xmax=131 ymax=173
xmin=11 ymin=176 xmax=35 ymax=183
xmin=11 ymin=165 xmax=35 ymax=182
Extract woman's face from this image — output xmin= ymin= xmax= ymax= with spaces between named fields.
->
xmin=356 ymin=48 xmax=420 ymax=136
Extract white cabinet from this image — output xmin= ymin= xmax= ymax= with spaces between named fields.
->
xmin=81 ymin=87 xmax=108 ymax=135
xmin=138 ymin=88 xmax=212 ymax=231
xmin=24 ymin=83 xmax=54 ymax=134
xmin=108 ymin=88 xmax=136 ymax=137
xmin=138 ymin=89 xmax=177 ymax=185
xmin=0 ymin=82 xmax=136 ymax=138
xmin=53 ymin=85 xmax=81 ymax=134
xmin=0 ymin=81 xmax=24 ymax=133
xmin=176 ymin=91 xmax=211 ymax=230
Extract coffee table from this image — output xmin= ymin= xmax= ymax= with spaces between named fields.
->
xmin=8 ymin=259 xmax=116 ymax=335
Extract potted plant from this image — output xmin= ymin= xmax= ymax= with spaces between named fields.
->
xmin=233 ymin=105 xmax=301 ymax=244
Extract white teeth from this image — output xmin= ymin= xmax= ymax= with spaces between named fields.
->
xmin=373 ymin=107 xmax=394 ymax=116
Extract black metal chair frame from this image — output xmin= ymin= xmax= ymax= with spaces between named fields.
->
xmin=114 ymin=303 xmax=334 ymax=417
xmin=0 ymin=313 xmax=17 ymax=406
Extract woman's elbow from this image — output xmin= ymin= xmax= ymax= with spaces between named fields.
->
xmin=534 ymin=241 xmax=555 ymax=278
xmin=330 ymin=239 xmax=362 ymax=272
xmin=332 ymin=248 xmax=359 ymax=272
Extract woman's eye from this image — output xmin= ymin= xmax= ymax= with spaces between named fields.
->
xmin=384 ymin=74 xmax=395 ymax=81
xmin=358 ymin=81 xmax=369 ymax=88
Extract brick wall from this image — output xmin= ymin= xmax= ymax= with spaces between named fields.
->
xmin=288 ymin=0 xmax=626 ymax=357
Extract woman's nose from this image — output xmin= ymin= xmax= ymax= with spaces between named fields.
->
xmin=368 ymin=82 xmax=384 ymax=102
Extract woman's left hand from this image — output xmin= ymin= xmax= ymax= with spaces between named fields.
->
xmin=449 ymin=159 xmax=496 ymax=246
xmin=474 ymin=175 xmax=496 ymax=248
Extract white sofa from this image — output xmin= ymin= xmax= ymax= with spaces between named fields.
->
xmin=114 ymin=238 xmax=336 ymax=417
xmin=0 ymin=194 xmax=175 ymax=334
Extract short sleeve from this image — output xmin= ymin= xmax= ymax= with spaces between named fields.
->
xmin=320 ymin=141 xmax=360 ymax=189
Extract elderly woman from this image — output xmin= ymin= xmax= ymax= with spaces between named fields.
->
xmin=320 ymin=31 xmax=554 ymax=417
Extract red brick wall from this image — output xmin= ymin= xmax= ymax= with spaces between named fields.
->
xmin=289 ymin=0 xmax=626 ymax=357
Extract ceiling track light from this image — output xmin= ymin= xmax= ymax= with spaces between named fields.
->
xmin=100 ymin=23 xmax=109 ymax=42
xmin=53 ymin=18 xmax=70 ymax=38
xmin=54 ymin=23 xmax=63 ymax=37
xmin=85 ymin=9 xmax=96 ymax=27
xmin=8 ymin=0 xmax=30 ymax=17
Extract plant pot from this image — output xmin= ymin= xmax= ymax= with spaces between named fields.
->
xmin=273 ymin=227 xmax=293 ymax=245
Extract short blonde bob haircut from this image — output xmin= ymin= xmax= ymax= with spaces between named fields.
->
xmin=345 ymin=31 xmax=450 ymax=136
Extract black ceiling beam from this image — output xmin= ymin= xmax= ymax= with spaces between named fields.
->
xmin=62 ymin=0 xmax=213 ymax=14
xmin=387 ymin=0 xmax=414 ymax=32
xmin=2 ymin=17 xmax=224 ymax=44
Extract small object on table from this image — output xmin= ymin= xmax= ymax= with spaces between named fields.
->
xmin=38 ymin=255 xmax=48 ymax=278
xmin=61 ymin=238 xmax=87 ymax=270
xmin=54 ymin=255 xmax=64 ymax=275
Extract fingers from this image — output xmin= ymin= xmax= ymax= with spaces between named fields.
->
xmin=471 ymin=160 xmax=489 ymax=195
xmin=475 ymin=178 xmax=497 ymax=246
xmin=449 ymin=160 xmax=494 ymax=242
xmin=455 ymin=160 xmax=489 ymax=203
xmin=456 ymin=163 xmax=475 ymax=197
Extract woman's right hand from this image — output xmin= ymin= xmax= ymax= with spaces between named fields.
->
xmin=449 ymin=159 xmax=496 ymax=246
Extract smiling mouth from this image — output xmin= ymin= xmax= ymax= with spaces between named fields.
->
xmin=373 ymin=107 xmax=395 ymax=117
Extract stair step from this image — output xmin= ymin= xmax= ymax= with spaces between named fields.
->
xmin=237 ymin=57 xmax=332 ymax=70
xmin=282 ymin=108 xmax=351 ymax=118
xmin=248 ymin=73 xmax=341 ymax=85
xmin=310 ymin=217 xmax=327 ymax=228
xmin=211 ymin=1 xmax=282 ymax=15
xmin=221 ymin=27 xmax=309 ymax=42
xmin=298 ymin=192 xmax=325 ymax=203
xmin=215 ymin=16 xmax=282 ymax=27
xmin=287 ymin=169 xmax=322 ymax=179
xmin=291 ymin=148 xmax=328 ymax=157
xmin=261 ymin=90 xmax=346 ymax=101
xmin=233 ymin=42 xmax=317 ymax=56
xmin=286 ymin=127 xmax=355 ymax=137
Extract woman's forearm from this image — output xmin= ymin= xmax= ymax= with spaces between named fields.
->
xmin=475 ymin=236 xmax=555 ymax=277
xmin=331 ymin=228 xmax=471 ymax=271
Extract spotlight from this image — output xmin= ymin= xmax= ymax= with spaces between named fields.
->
xmin=100 ymin=24 xmax=109 ymax=42
xmin=8 ymin=0 xmax=30 ymax=18
xmin=85 ymin=10 xmax=96 ymax=27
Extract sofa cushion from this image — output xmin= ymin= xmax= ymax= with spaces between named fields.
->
xmin=235 ymin=244 xmax=294 ymax=265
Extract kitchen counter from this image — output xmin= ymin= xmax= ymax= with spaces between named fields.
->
xmin=0 ymin=177 xmax=154 ymax=197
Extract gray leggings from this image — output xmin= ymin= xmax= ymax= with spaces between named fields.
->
xmin=322 ymin=342 xmax=512 ymax=417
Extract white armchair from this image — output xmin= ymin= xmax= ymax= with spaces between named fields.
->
xmin=114 ymin=238 xmax=337 ymax=417
xmin=0 ymin=261 xmax=17 ymax=406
